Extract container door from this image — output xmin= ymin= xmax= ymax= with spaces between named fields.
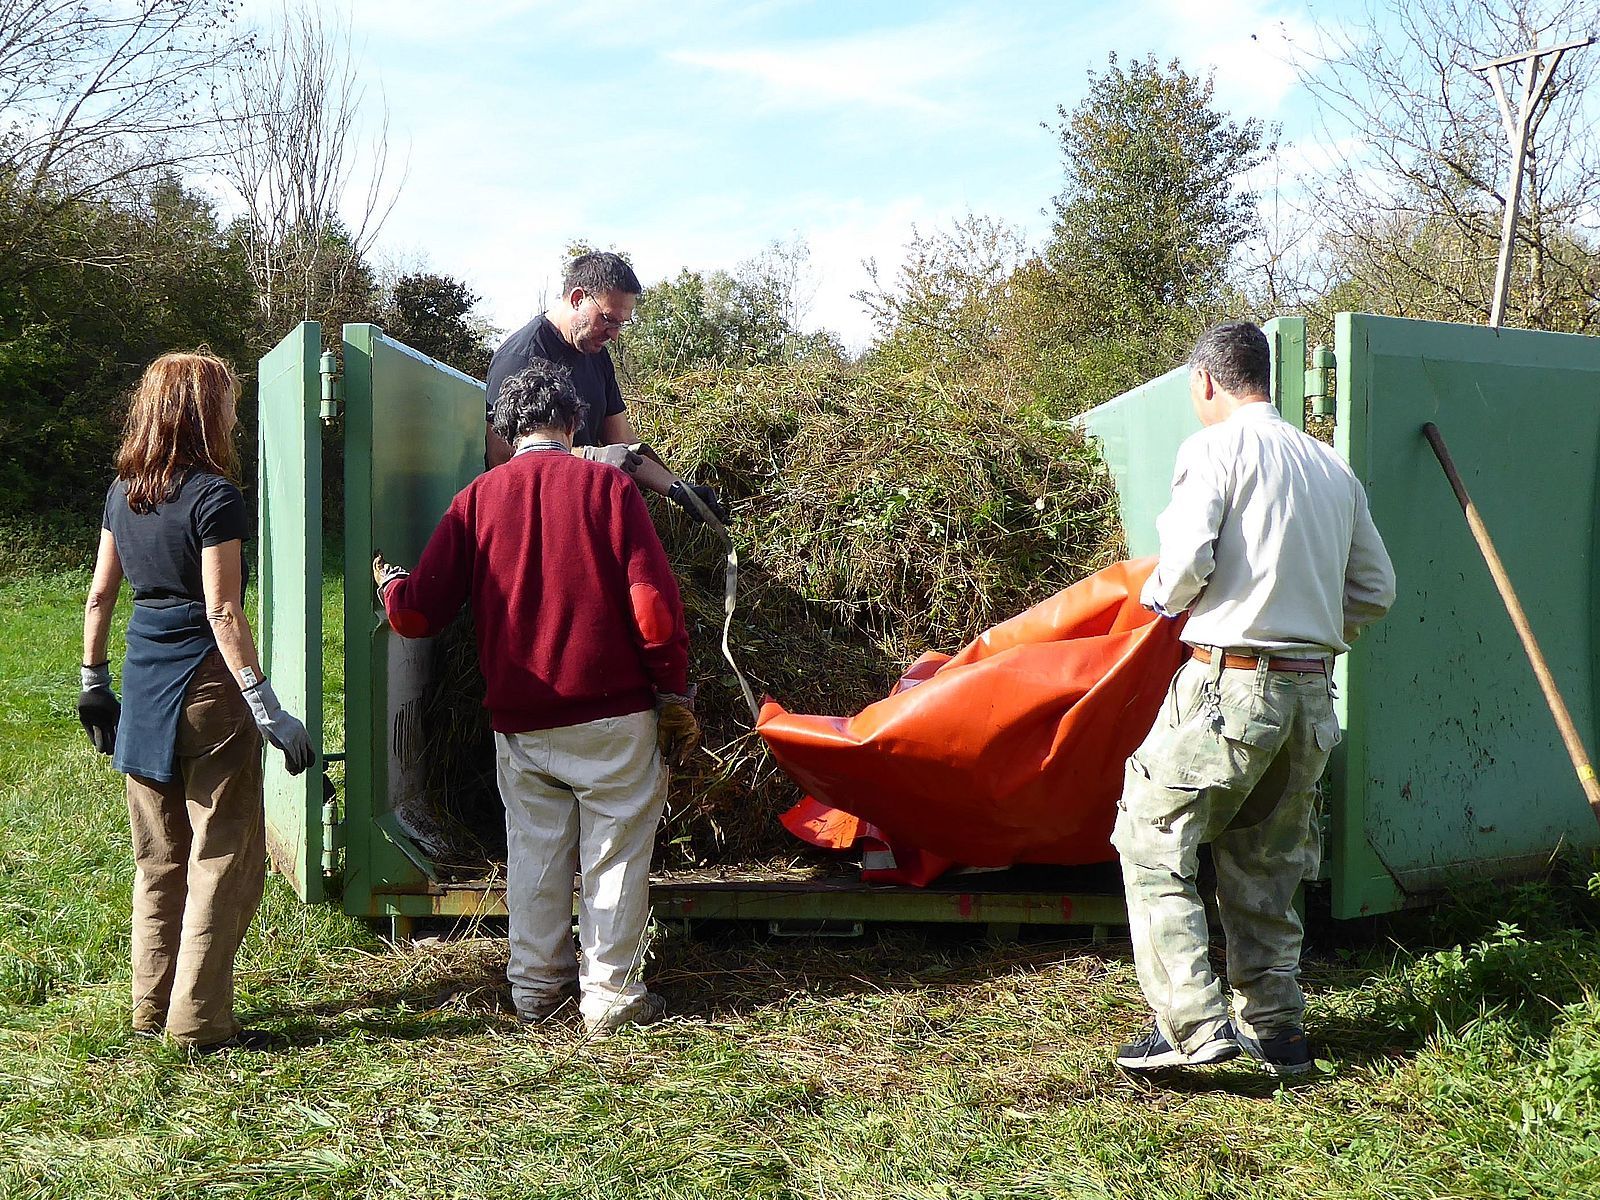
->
xmin=1079 ymin=317 xmax=1305 ymax=557
xmin=257 ymin=322 xmax=326 ymax=902
xmin=1332 ymin=314 xmax=1600 ymax=917
xmin=340 ymin=325 xmax=487 ymax=913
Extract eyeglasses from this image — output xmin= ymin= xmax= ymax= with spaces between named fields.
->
xmin=584 ymin=293 xmax=632 ymax=330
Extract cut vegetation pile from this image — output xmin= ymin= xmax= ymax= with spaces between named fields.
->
xmin=412 ymin=358 xmax=1123 ymax=872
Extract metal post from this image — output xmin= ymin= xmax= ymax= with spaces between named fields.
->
xmin=1473 ymin=36 xmax=1595 ymax=328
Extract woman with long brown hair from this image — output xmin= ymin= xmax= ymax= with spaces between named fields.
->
xmin=78 ymin=350 xmax=315 ymax=1053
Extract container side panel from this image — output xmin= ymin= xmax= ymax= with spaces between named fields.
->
xmin=257 ymin=322 xmax=324 ymax=903
xmin=1338 ymin=314 xmax=1600 ymax=914
xmin=343 ymin=326 xmax=486 ymax=908
xmin=1077 ymin=319 xmax=1307 ymax=559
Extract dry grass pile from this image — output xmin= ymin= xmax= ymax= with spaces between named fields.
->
xmin=410 ymin=356 xmax=1122 ymax=873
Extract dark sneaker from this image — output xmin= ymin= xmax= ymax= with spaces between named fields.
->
xmin=1236 ymin=1026 xmax=1314 ymax=1076
xmin=583 ymin=992 xmax=666 ymax=1037
xmin=515 ymin=995 xmax=572 ymax=1024
xmin=1116 ymin=1022 xmax=1240 ymax=1071
xmin=187 ymin=1028 xmax=282 ymax=1056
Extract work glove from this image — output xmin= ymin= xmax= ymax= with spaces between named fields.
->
xmin=78 ymin=662 xmax=120 ymax=755
xmin=241 ymin=676 xmax=316 ymax=775
xmin=656 ymin=692 xmax=701 ymax=767
xmin=372 ymin=553 xmax=410 ymax=602
xmin=579 ymin=443 xmax=643 ymax=474
xmin=667 ymin=480 xmax=730 ymax=526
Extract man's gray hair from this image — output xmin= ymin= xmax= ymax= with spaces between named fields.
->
xmin=563 ymin=251 xmax=642 ymax=297
xmin=1188 ymin=321 xmax=1271 ymax=397
xmin=491 ymin=360 xmax=588 ymax=443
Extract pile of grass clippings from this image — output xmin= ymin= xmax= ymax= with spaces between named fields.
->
xmin=410 ymin=357 xmax=1123 ymax=872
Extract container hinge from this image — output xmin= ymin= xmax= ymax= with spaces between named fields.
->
xmin=1304 ymin=345 xmax=1336 ymax=420
xmin=320 ymin=769 xmax=344 ymax=888
xmin=319 ymin=351 xmax=343 ymax=424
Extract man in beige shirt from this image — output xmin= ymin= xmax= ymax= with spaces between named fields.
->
xmin=1113 ymin=321 xmax=1395 ymax=1075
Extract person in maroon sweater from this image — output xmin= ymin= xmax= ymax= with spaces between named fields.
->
xmin=373 ymin=360 xmax=699 ymax=1035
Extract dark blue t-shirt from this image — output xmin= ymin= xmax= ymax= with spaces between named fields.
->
xmin=103 ymin=471 xmax=248 ymax=607
xmin=484 ymin=315 xmax=625 ymax=447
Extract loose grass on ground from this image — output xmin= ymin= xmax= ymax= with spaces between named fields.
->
xmin=5 ymin=570 xmax=1600 ymax=1200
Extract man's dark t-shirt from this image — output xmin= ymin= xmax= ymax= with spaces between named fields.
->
xmin=103 ymin=471 xmax=248 ymax=607
xmin=485 ymin=315 xmax=625 ymax=448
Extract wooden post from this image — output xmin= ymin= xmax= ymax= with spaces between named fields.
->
xmin=1421 ymin=422 xmax=1600 ymax=828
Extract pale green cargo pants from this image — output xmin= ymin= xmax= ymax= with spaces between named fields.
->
xmin=1112 ymin=651 xmax=1340 ymax=1055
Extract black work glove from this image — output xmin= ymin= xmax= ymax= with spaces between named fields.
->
xmin=78 ymin=663 xmax=120 ymax=755
xmin=667 ymin=480 xmax=730 ymax=526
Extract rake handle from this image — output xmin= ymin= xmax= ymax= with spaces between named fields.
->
xmin=1421 ymin=422 xmax=1600 ymax=828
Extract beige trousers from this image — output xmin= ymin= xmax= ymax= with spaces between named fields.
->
xmin=496 ymin=710 xmax=666 ymax=1024
xmin=124 ymin=652 xmax=266 ymax=1045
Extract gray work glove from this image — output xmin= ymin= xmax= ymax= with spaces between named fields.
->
xmin=579 ymin=443 xmax=643 ymax=474
xmin=656 ymin=692 xmax=701 ymax=767
xmin=78 ymin=662 xmax=120 ymax=755
xmin=667 ymin=480 xmax=730 ymax=526
xmin=241 ymin=677 xmax=316 ymax=775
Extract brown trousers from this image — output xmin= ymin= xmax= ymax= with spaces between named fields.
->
xmin=124 ymin=652 xmax=266 ymax=1045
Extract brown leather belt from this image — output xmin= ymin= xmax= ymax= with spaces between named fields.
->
xmin=1191 ymin=646 xmax=1328 ymax=674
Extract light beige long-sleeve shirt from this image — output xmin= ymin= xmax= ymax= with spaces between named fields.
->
xmin=1140 ymin=401 xmax=1396 ymax=655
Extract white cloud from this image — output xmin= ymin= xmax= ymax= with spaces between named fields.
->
xmin=670 ymin=16 xmax=1001 ymax=116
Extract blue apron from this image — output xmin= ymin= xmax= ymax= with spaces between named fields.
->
xmin=114 ymin=601 xmax=219 ymax=782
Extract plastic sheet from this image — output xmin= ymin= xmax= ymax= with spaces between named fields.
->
xmin=759 ymin=558 xmax=1188 ymax=885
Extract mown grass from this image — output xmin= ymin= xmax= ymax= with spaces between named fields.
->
xmin=4 ymin=569 xmax=1600 ymax=1199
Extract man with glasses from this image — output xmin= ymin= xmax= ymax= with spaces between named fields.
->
xmin=486 ymin=251 xmax=727 ymax=525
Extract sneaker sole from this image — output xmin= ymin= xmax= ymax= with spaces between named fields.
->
xmin=1117 ymin=1039 xmax=1240 ymax=1070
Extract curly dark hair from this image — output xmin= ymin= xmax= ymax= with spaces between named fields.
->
xmin=491 ymin=360 xmax=588 ymax=443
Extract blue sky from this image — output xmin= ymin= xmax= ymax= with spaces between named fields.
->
xmin=283 ymin=0 xmax=1350 ymax=347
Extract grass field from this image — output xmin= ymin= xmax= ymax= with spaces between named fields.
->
xmin=3 ymin=568 xmax=1600 ymax=1199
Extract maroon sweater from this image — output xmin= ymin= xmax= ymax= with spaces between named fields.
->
xmin=382 ymin=449 xmax=689 ymax=733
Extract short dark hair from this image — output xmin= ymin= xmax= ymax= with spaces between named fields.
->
xmin=1188 ymin=321 xmax=1271 ymax=396
xmin=491 ymin=360 xmax=588 ymax=442
xmin=563 ymin=251 xmax=641 ymax=297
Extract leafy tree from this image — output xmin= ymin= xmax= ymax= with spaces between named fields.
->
xmin=379 ymin=271 xmax=494 ymax=378
xmin=1046 ymin=53 xmax=1270 ymax=331
xmin=1290 ymin=0 xmax=1600 ymax=331
xmin=0 ymin=176 xmax=254 ymax=519
xmin=622 ymin=240 xmax=836 ymax=380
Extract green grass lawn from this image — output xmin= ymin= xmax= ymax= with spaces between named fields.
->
xmin=3 ymin=569 xmax=1599 ymax=1199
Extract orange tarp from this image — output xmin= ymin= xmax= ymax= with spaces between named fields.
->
xmin=759 ymin=558 xmax=1188 ymax=885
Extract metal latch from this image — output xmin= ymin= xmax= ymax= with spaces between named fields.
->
xmin=1304 ymin=345 xmax=1336 ymax=418
xmin=319 ymin=351 xmax=343 ymax=423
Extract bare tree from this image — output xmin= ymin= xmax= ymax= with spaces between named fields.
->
xmin=0 ymin=0 xmax=247 ymax=279
xmin=1287 ymin=0 xmax=1600 ymax=330
xmin=215 ymin=2 xmax=401 ymax=334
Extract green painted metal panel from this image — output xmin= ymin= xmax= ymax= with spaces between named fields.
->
xmin=1079 ymin=318 xmax=1306 ymax=556
xmin=1332 ymin=314 xmax=1600 ymax=917
xmin=257 ymin=322 xmax=325 ymax=902
xmin=341 ymin=325 xmax=486 ymax=915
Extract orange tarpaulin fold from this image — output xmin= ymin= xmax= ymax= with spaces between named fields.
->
xmin=760 ymin=558 xmax=1188 ymax=885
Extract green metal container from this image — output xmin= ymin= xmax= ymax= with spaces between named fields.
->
xmin=1081 ymin=313 xmax=1600 ymax=917
xmin=259 ymin=322 xmax=1131 ymax=936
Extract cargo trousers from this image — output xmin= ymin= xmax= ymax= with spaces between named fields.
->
xmin=124 ymin=652 xmax=266 ymax=1046
xmin=1112 ymin=651 xmax=1340 ymax=1055
xmin=496 ymin=709 xmax=666 ymax=1025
